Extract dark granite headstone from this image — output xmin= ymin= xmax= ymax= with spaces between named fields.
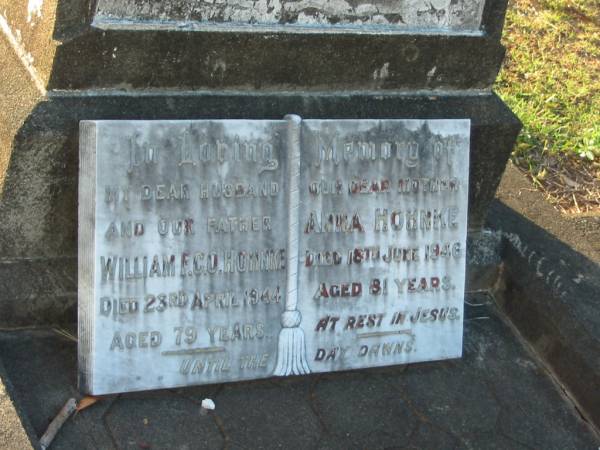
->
xmin=0 ymin=0 xmax=520 ymax=355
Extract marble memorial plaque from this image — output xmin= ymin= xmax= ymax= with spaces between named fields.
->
xmin=95 ymin=0 xmax=486 ymax=34
xmin=79 ymin=118 xmax=293 ymax=394
xmin=79 ymin=117 xmax=469 ymax=394
xmin=298 ymin=120 xmax=469 ymax=374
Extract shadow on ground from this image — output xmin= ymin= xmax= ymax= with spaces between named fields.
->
xmin=488 ymin=198 xmax=600 ymax=430
xmin=0 ymin=293 xmax=597 ymax=450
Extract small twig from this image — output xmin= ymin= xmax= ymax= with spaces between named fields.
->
xmin=52 ymin=328 xmax=77 ymax=343
xmin=40 ymin=398 xmax=77 ymax=450
xmin=464 ymin=300 xmax=485 ymax=306
xmin=573 ymin=193 xmax=581 ymax=214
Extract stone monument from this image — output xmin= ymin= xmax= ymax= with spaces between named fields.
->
xmin=0 ymin=0 xmax=520 ymax=393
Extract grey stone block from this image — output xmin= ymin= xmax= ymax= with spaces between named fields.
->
xmin=0 ymin=92 xmax=520 ymax=325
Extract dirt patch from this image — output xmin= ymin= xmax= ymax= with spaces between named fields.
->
xmin=494 ymin=163 xmax=600 ymax=261
xmin=513 ymin=155 xmax=600 ymax=216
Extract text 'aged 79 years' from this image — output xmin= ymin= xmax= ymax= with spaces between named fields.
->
xmin=78 ymin=117 xmax=470 ymax=394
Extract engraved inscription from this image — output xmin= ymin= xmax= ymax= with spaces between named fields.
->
xmin=297 ymin=119 xmax=469 ymax=376
xmin=95 ymin=0 xmax=486 ymax=33
xmin=79 ymin=118 xmax=469 ymax=395
xmin=80 ymin=119 xmax=290 ymax=394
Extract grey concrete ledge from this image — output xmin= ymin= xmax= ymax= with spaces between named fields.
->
xmin=47 ymin=88 xmax=495 ymax=98
xmin=487 ymin=164 xmax=600 ymax=429
xmin=0 ymin=257 xmax=77 ymax=327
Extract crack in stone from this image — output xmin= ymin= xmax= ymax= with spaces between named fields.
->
xmin=210 ymin=388 xmax=230 ymax=450
xmin=167 ymin=385 xmax=229 ymax=449
xmin=490 ymin=298 xmax=600 ymax=442
xmin=492 ymin=392 xmax=541 ymax=450
xmin=498 ymin=427 xmax=538 ymax=450
xmin=387 ymin=382 xmax=466 ymax=448
xmin=484 ymin=381 xmax=538 ymax=450
xmin=405 ymin=414 xmax=421 ymax=446
xmin=101 ymin=394 xmax=121 ymax=450
xmin=307 ymin=374 xmax=330 ymax=435
xmin=170 ymin=383 xmax=225 ymax=406
xmin=211 ymin=412 xmax=231 ymax=450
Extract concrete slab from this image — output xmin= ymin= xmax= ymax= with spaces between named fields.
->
xmin=104 ymin=391 xmax=223 ymax=450
xmin=0 ymin=358 xmax=36 ymax=449
xmin=489 ymin=163 xmax=600 ymax=427
xmin=0 ymin=293 xmax=597 ymax=449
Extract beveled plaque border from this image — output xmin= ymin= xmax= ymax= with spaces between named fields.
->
xmin=78 ymin=121 xmax=97 ymax=393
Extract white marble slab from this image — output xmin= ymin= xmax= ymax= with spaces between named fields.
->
xmin=297 ymin=119 xmax=469 ymax=374
xmin=78 ymin=117 xmax=470 ymax=394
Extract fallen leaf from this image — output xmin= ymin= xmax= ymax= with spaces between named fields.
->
xmin=76 ymin=395 xmax=100 ymax=412
xmin=537 ymin=168 xmax=547 ymax=180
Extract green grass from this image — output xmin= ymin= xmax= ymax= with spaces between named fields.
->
xmin=496 ymin=0 xmax=600 ymax=170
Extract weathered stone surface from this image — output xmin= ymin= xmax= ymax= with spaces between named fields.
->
xmin=298 ymin=119 xmax=470 ymax=375
xmin=0 ymin=35 xmax=42 ymax=160
xmin=0 ymin=258 xmax=77 ymax=326
xmin=390 ymin=361 xmax=501 ymax=435
xmin=45 ymin=30 xmax=507 ymax=91
xmin=313 ymin=373 xmax=418 ymax=447
xmin=216 ymin=380 xmax=321 ymax=449
xmin=0 ymin=329 xmax=80 ymax=435
xmin=464 ymin=229 xmax=502 ymax=290
xmin=464 ymin=295 xmax=598 ymax=449
xmin=406 ymin=422 xmax=461 ymax=449
xmin=103 ymin=393 xmax=223 ymax=450
xmin=79 ymin=119 xmax=291 ymax=394
xmin=1 ymin=294 xmax=598 ymax=449
xmin=0 ymin=0 xmax=519 ymax=341
xmin=95 ymin=0 xmax=486 ymax=33
xmin=0 ymin=0 xmax=510 ymax=91
xmin=0 ymin=328 xmax=117 ymax=449
xmin=0 ymin=0 xmax=58 ymax=93
xmin=0 ymin=92 xmax=520 ymax=327
xmin=78 ymin=117 xmax=469 ymax=393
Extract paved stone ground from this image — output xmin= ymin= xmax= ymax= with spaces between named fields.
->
xmin=0 ymin=293 xmax=598 ymax=450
